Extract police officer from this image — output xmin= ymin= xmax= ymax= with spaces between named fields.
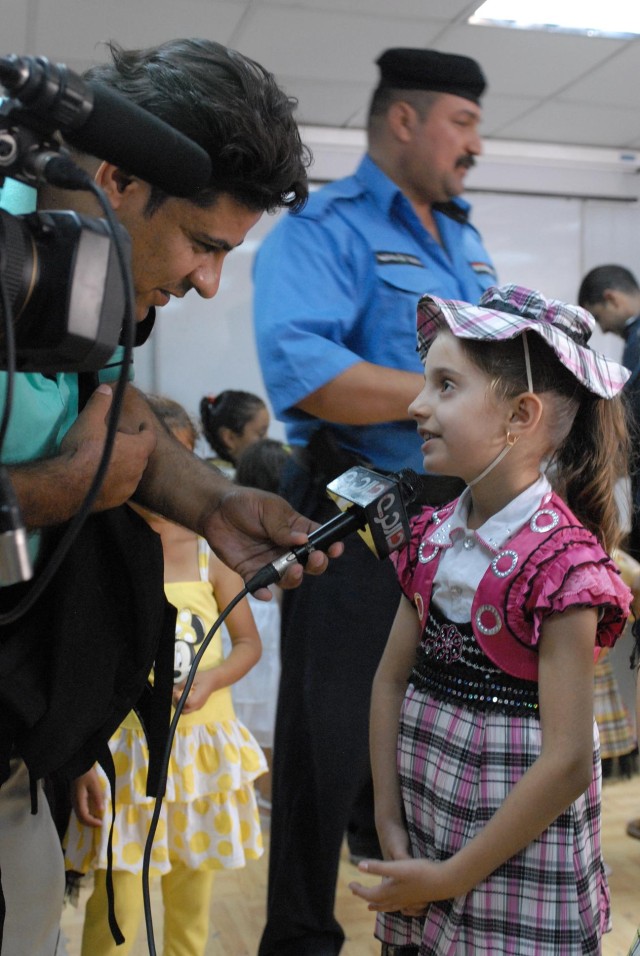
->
xmin=253 ymin=47 xmax=497 ymax=956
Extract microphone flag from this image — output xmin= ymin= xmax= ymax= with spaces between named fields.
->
xmin=326 ymin=465 xmax=411 ymax=558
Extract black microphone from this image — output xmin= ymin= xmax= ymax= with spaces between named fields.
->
xmin=0 ymin=54 xmax=212 ymax=197
xmin=246 ymin=466 xmax=423 ymax=594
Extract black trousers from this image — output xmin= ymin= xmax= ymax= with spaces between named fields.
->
xmin=258 ymin=462 xmax=401 ymax=955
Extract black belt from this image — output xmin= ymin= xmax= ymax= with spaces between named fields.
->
xmin=409 ymin=611 xmax=539 ymax=717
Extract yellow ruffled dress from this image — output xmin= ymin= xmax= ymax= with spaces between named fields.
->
xmin=65 ymin=540 xmax=267 ymax=876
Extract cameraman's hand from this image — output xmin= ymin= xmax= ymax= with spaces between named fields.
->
xmin=119 ymin=384 xmax=342 ymax=593
xmin=72 ymin=767 xmax=104 ymax=828
xmin=202 ymin=485 xmax=343 ymax=598
xmin=61 ymin=384 xmax=157 ymax=511
xmin=10 ymin=383 xmax=157 ymax=528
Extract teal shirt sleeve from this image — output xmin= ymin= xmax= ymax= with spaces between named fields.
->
xmin=0 ymin=177 xmax=37 ymax=214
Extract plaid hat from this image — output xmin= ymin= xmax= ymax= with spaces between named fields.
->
xmin=376 ymin=49 xmax=486 ymax=105
xmin=416 ymin=284 xmax=630 ymax=399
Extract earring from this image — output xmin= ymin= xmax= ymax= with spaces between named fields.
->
xmin=506 ymin=431 xmax=519 ymax=447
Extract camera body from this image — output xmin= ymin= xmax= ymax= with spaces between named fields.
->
xmin=0 ymin=56 xmax=138 ymax=373
xmin=0 ymin=207 xmax=130 ymax=372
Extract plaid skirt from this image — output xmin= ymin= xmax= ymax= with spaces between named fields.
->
xmin=376 ymin=687 xmax=610 ymax=955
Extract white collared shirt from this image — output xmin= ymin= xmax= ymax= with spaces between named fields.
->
xmin=430 ymin=474 xmax=552 ymax=623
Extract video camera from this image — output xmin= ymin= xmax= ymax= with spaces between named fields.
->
xmin=0 ymin=204 xmax=130 ymax=373
xmin=0 ymin=53 xmax=212 ymax=372
xmin=0 ymin=53 xmax=213 ymax=587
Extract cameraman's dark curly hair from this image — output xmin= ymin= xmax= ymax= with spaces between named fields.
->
xmin=83 ymin=38 xmax=310 ymax=213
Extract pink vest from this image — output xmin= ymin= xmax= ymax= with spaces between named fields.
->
xmin=394 ymin=491 xmax=631 ymax=681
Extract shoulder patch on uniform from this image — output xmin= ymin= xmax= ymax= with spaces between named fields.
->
xmin=471 ymin=261 xmax=498 ymax=278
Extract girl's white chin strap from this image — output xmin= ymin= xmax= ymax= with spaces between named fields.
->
xmin=467 ymin=332 xmax=532 ymax=489
xmin=467 ymin=434 xmax=518 ymax=488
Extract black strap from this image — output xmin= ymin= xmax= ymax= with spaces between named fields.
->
xmin=432 ymin=200 xmax=469 ymax=224
xmin=120 ymin=307 xmax=156 ymax=347
xmin=631 ymin=617 xmax=640 ymax=671
xmin=93 ymin=739 xmax=124 ymax=946
xmin=0 ymin=861 xmax=4 ymax=954
xmin=381 ymin=946 xmax=420 ymax=956
xmin=133 ymin=594 xmax=176 ymax=799
xmin=29 ymin=772 xmax=37 ymax=815
xmin=77 ymin=370 xmax=98 ymax=413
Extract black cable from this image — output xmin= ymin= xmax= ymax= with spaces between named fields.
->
xmin=0 ymin=244 xmax=16 ymax=456
xmin=141 ymin=585 xmax=250 ymax=955
xmin=0 ymin=240 xmax=24 ymax=584
xmin=0 ymin=171 xmax=135 ymax=622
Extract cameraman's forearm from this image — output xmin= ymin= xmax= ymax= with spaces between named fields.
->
xmin=119 ymin=383 xmax=232 ymax=532
xmin=9 ymin=454 xmax=92 ymax=527
xmin=132 ymin=424 xmax=232 ymax=534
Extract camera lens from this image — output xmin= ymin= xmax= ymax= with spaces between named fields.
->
xmin=0 ymin=209 xmax=128 ymax=371
xmin=0 ymin=208 xmax=38 ymax=336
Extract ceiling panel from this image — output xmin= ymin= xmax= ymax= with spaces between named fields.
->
xmin=30 ymin=0 xmax=247 ymax=66
xmin=479 ymin=95 xmax=542 ymax=138
xmin=234 ymin=6 xmax=445 ymax=82
xmin=280 ymin=77 xmax=374 ymax=127
xmin=435 ymin=23 xmax=624 ymax=98
xmin=561 ymin=44 xmax=640 ymax=108
xmin=497 ymin=101 xmax=640 ymax=149
xmin=0 ymin=0 xmax=638 ymax=151
xmin=253 ymin=0 xmax=473 ymax=17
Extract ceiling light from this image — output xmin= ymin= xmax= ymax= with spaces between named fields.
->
xmin=469 ymin=1 xmax=640 ymax=38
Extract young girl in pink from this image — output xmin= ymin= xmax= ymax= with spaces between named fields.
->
xmin=350 ymin=285 xmax=633 ymax=954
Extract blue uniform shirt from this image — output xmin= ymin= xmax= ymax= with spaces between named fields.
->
xmin=253 ymin=154 xmax=497 ymax=473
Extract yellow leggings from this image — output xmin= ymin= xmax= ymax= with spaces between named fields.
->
xmin=81 ymin=865 xmax=215 ymax=956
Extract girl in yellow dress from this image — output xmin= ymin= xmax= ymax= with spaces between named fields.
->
xmin=64 ymin=396 xmax=266 ymax=956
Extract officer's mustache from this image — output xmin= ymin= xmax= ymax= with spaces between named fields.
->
xmin=456 ymin=154 xmax=476 ymax=170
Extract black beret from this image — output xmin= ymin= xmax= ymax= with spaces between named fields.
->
xmin=376 ymin=48 xmax=486 ymax=105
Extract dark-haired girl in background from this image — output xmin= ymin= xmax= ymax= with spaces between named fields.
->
xmin=200 ymin=390 xmax=270 ymax=476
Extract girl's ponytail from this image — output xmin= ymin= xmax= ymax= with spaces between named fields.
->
xmin=554 ymin=392 xmax=629 ymax=553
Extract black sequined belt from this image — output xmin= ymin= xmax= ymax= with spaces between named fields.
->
xmin=409 ymin=610 xmax=539 ymax=717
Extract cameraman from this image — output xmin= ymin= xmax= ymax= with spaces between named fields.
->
xmin=0 ymin=38 xmax=333 ymax=956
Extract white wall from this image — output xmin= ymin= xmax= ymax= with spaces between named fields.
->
xmin=134 ymin=172 xmax=640 ymax=448
xmin=133 ymin=210 xmax=288 ymax=449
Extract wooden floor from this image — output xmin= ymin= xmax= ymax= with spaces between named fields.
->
xmin=60 ymin=778 xmax=640 ymax=955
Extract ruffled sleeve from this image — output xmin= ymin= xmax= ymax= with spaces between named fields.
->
xmin=390 ymin=508 xmax=438 ymax=601
xmin=505 ymin=526 xmax=632 ymax=652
